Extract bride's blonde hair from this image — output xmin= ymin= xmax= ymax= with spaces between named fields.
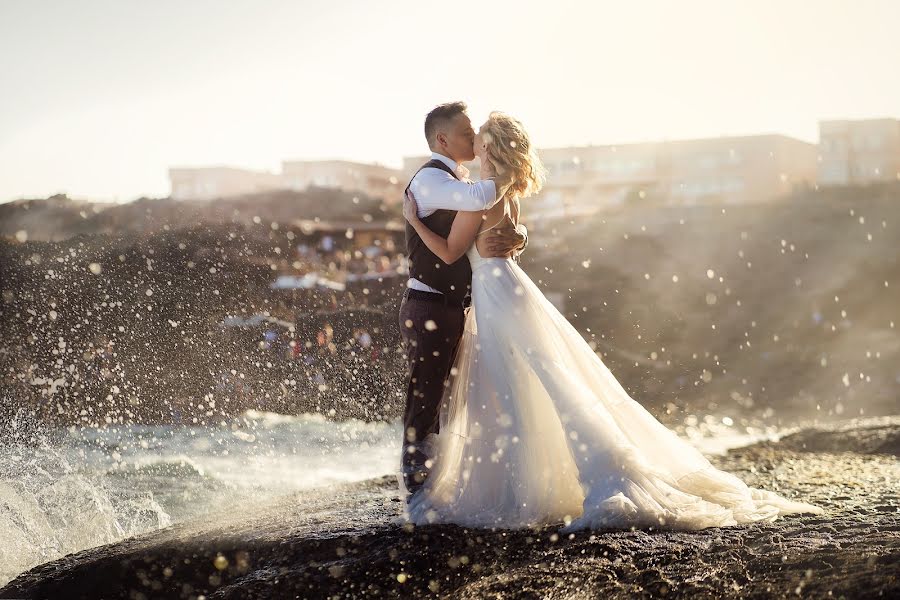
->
xmin=481 ymin=111 xmax=546 ymax=199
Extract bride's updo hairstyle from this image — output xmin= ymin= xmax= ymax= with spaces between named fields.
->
xmin=481 ymin=111 xmax=546 ymax=199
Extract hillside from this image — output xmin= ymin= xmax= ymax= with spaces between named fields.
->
xmin=521 ymin=182 xmax=900 ymax=422
xmin=0 ymin=188 xmax=400 ymax=242
xmin=1 ymin=183 xmax=898 ymax=430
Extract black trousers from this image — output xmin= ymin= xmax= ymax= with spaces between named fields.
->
xmin=398 ymin=290 xmax=466 ymax=489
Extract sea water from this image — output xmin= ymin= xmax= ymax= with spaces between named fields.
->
xmin=0 ymin=408 xmax=789 ymax=587
xmin=0 ymin=410 xmax=401 ymax=587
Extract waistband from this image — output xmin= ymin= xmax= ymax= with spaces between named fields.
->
xmin=404 ymin=288 xmax=470 ymax=307
xmin=470 ymin=256 xmax=514 ymax=271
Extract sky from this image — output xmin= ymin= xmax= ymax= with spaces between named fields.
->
xmin=1 ymin=0 xmax=898 ymax=203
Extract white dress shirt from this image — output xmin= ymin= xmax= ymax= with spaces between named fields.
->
xmin=410 ymin=152 xmax=499 ymax=218
xmin=405 ymin=152 xmax=526 ymax=294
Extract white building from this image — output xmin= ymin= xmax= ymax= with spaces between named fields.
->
xmin=168 ymin=166 xmax=282 ymax=201
xmin=817 ymin=118 xmax=900 ymax=185
xmin=281 ymin=160 xmax=403 ymax=202
xmin=169 ymin=161 xmax=403 ymax=202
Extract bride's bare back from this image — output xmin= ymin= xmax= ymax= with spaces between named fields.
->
xmin=474 ymin=195 xmax=520 ymax=258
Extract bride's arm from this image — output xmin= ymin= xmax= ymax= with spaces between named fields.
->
xmin=403 ymin=192 xmax=484 ymax=264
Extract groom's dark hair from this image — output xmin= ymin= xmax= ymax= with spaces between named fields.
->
xmin=424 ymin=101 xmax=468 ymax=148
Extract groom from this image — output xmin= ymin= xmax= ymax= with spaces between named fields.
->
xmin=399 ymin=101 xmax=527 ymax=497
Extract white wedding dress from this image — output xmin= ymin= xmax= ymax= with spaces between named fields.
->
xmin=403 ymin=233 xmax=823 ymax=531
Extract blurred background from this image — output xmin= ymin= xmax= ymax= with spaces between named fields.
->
xmin=1 ymin=0 xmax=898 ymax=587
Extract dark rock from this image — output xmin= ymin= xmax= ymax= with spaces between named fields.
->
xmin=3 ymin=421 xmax=898 ymax=599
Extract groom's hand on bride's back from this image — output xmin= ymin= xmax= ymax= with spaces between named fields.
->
xmin=485 ymin=216 xmax=527 ymax=259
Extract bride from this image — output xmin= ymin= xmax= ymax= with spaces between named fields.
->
xmin=400 ymin=111 xmax=823 ymax=532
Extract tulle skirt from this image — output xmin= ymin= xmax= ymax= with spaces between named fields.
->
xmin=404 ymin=257 xmax=823 ymax=531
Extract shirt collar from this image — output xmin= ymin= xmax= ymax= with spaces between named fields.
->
xmin=431 ymin=151 xmax=469 ymax=180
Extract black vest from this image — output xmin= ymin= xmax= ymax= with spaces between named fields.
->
xmin=404 ymin=160 xmax=473 ymax=304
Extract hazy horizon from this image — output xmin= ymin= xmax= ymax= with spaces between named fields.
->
xmin=2 ymin=0 xmax=898 ymax=203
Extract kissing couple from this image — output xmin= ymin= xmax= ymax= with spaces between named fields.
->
xmin=396 ymin=101 xmax=822 ymax=531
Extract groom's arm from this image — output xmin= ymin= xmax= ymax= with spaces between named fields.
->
xmin=410 ymin=168 xmax=502 ymax=217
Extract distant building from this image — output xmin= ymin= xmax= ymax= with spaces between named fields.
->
xmin=536 ymin=142 xmax=657 ymax=215
xmin=662 ymin=135 xmax=817 ymax=205
xmin=174 ymin=119 xmax=900 ymax=206
xmin=281 ymin=160 xmax=403 ymax=202
xmin=169 ymin=161 xmax=403 ymax=202
xmin=169 ymin=166 xmax=282 ymax=201
xmin=404 ymin=134 xmax=817 ymax=217
xmin=537 ymin=135 xmax=817 ymax=215
xmin=817 ymin=118 xmax=900 ymax=185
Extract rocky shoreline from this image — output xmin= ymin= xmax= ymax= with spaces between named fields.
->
xmin=2 ymin=417 xmax=898 ymax=599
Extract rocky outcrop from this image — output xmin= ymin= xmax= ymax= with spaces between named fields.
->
xmin=3 ymin=418 xmax=898 ymax=599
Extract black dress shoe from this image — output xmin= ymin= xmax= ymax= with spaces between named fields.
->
xmin=402 ymin=466 xmax=429 ymax=491
xmin=403 ymin=469 xmax=428 ymax=492
xmin=405 ymin=483 xmax=424 ymax=502
xmin=402 ymin=466 xmax=429 ymax=502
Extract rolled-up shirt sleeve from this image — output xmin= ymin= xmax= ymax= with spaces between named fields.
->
xmin=411 ymin=168 xmax=499 ymax=217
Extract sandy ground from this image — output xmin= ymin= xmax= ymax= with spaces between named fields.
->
xmin=2 ymin=417 xmax=897 ymax=599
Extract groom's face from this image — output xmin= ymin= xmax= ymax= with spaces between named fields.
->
xmin=440 ymin=113 xmax=477 ymax=164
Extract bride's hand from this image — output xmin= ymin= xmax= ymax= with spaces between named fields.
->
xmin=402 ymin=189 xmax=420 ymax=223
